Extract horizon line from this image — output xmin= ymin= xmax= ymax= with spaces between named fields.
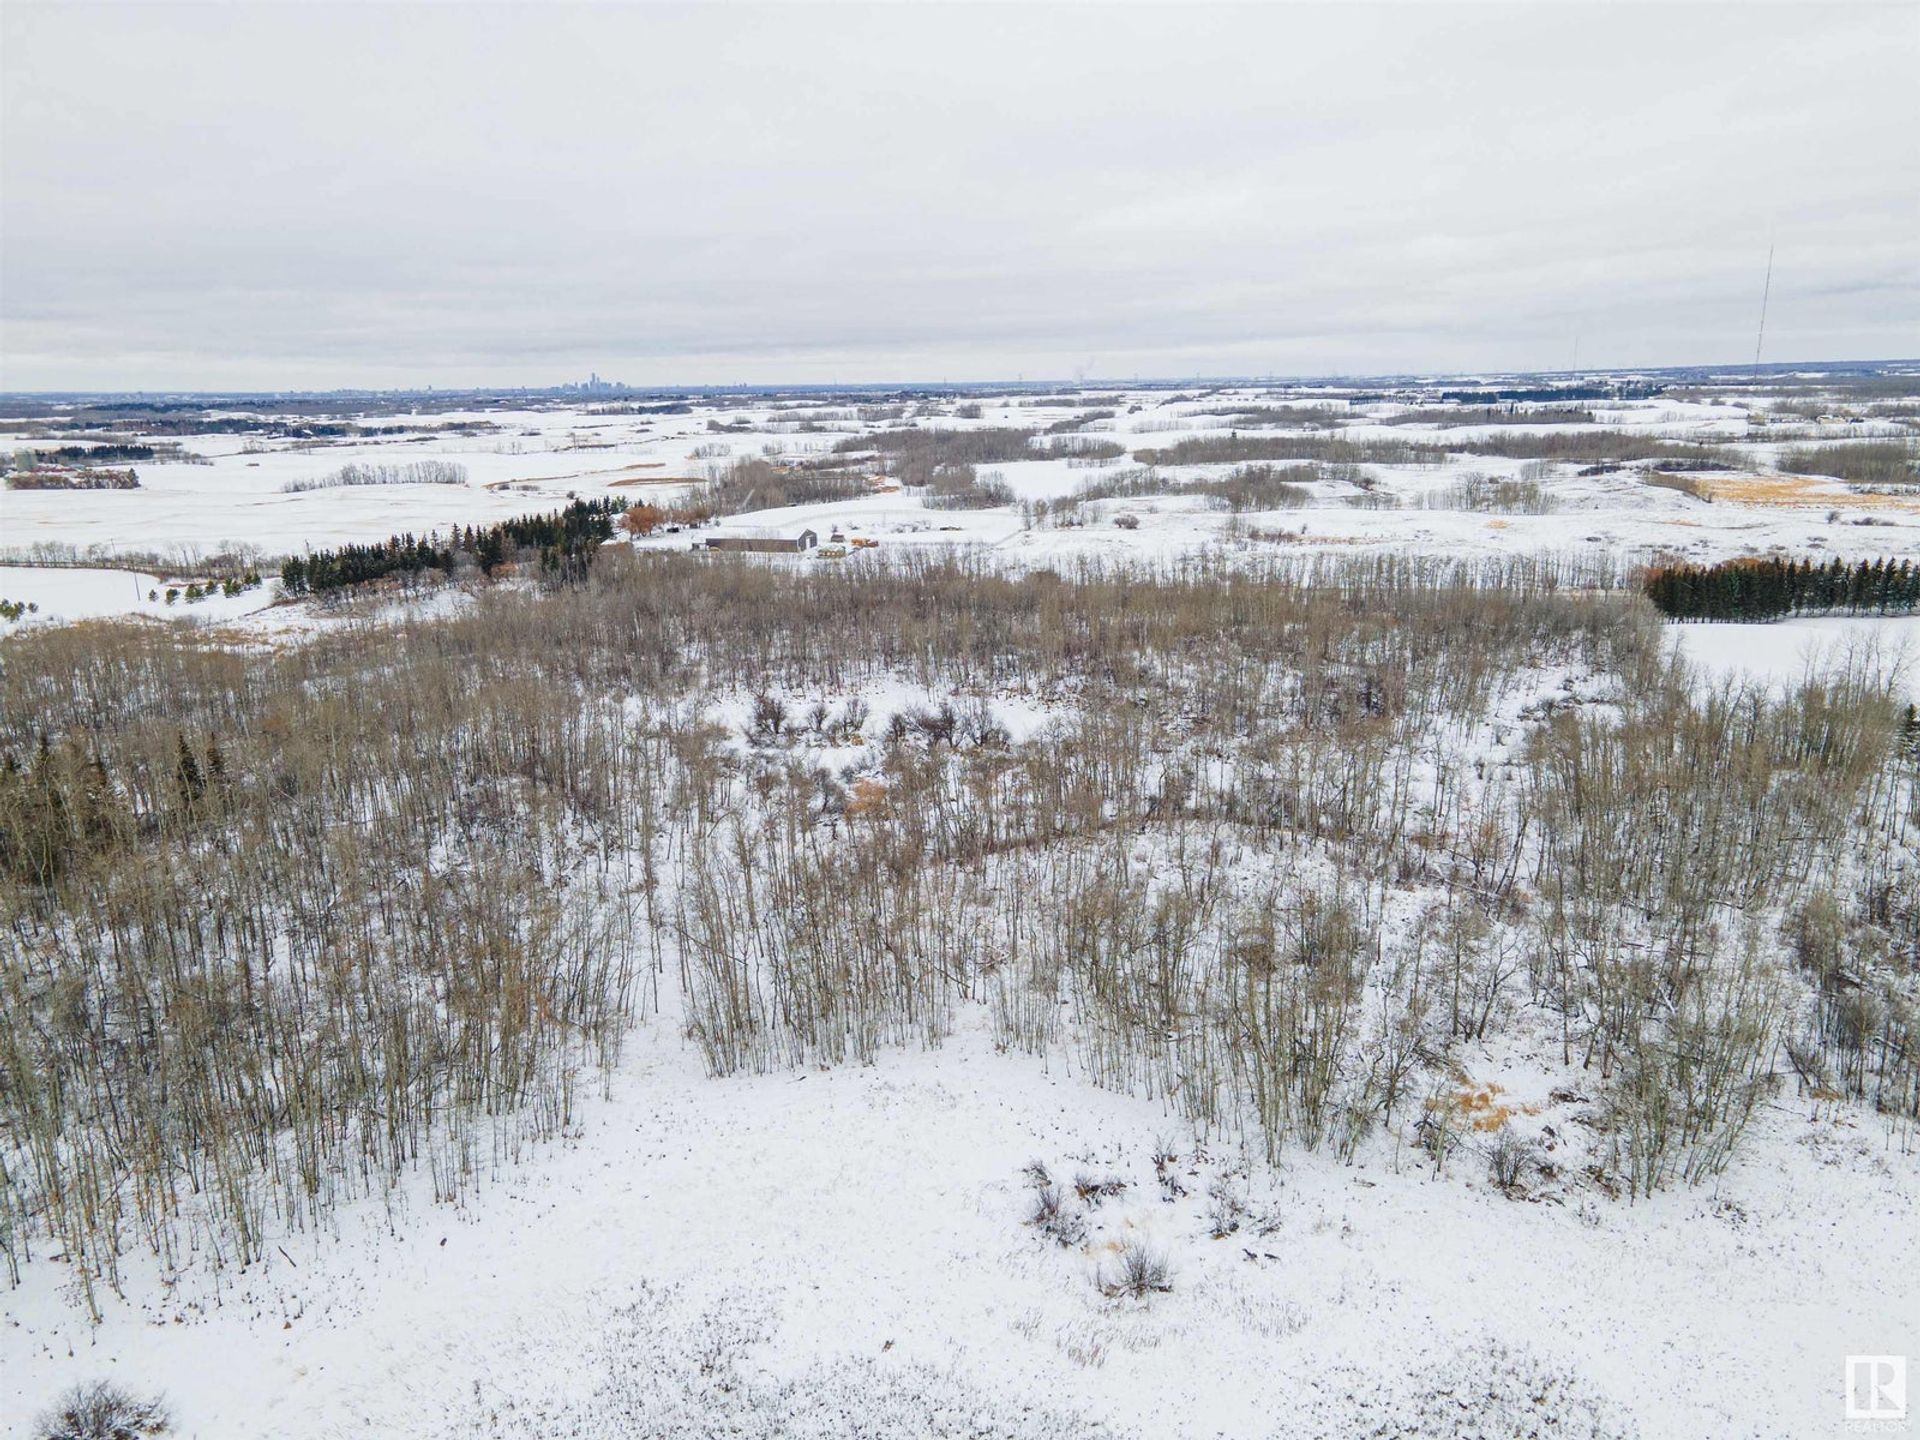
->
xmin=4 ymin=354 xmax=1918 ymax=402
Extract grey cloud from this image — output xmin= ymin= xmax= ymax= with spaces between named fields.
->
xmin=4 ymin=2 xmax=1915 ymax=389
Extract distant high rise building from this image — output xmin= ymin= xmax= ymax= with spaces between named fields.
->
xmin=564 ymin=371 xmax=621 ymax=394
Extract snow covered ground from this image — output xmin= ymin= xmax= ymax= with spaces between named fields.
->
xmin=5 ymin=380 xmax=1918 ymax=1438
xmin=4 ymin=996 xmax=1911 ymax=1439
xmin=6 ymin=385 xmax=1918 ymax=630
xmin=0 ymin=566 xmax=278 ymax=629
xmin=1 ymin=415 xmax=698 ymax=562
xmin=1670 ymin=615 xmax=1920 ymax=702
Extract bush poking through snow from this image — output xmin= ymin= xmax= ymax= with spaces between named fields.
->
xmin=1488 ymin=1132 xmax=1537 ymax=1194
xmin=836 ymin=696 xmax=871 ymax=741
xmin=1206 ymin=1179 xmax=1247 ymax=1237
xmin=1029 ymin=1182 xmax=1066 ymax=1223
xmin=1328 ymin=1341 xmax=1640 ymax=1439
xmin=32 ymin=1382 xmax=171 ymax=1440
xmin=957 ymin=700 xmax=1010 ymax=749
xmin=909 ymin=702 xmax=960 ymax=747
xmin=1027 ymin=1184 xmax=1088 ymax=1247
xmin=1101 ymin=1238 xmax=1173 ymax=1299
xmin=1074 ymin=1171 xmax=1128 ymax=1206
xmin=749 ymin=690 xmax=790 ymax=743
xmin=1153 ymin=1143 xmax=1187 ymax=1200
xmin=444 ymin=1282 xmax=1123 ymax=1440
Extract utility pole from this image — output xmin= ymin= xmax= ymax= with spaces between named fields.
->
xmin=1753 ymin=244 xmax=1774 ymax=373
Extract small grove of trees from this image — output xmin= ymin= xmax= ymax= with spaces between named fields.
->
xmin=279 ymin=533 xmax=453 ymax=595
xmin=1779 ymin=440 xmax=1920 ymax=489
xmin=619 ymin=502 xmax=667 ymax=536
xmin=21 ymin=444 xmax=162 ymax=465
xmin=278 ymin=498 xmax=621 ymax=595
xmin=835 ymin=427 xmax=1041 ymax=486
xmin=1379 ymin=404 xmax=1598 ymax=428
xmin=152 ymin=573 xmax=263 ymax=608
xmin=7 ymin=468 xmax=141 ymax=492
xmin=1132 ymin=431 xmax=1741 ymax=469
xmin=669 ymin=458 xmax=869 ymax=523
xmin=1049 ymin=463 xmax=1317 ymax=521
xmin=1036 ymin=435 xmax=1127 ymax=461
xmin=1133 ymin=433 xmax=1430 ymax=467
xmin=920 ymin=465 xmax=1014 ymax=510
xmin=0 ymin=731 xmax=230 ymax=887
xmin=281 ymin=460 xmax=467 ymax=493
xmin=1644 ymin=555 xmax=1920 ymax=622
xmin=1417 ymin=473 xmax=1555 ymax=515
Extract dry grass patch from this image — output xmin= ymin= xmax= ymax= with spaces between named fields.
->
xmin=1697 ymin=472 xmax=1920 ymax=512
xmin=1697 ymin=473 xmax=1834 ymax=506
xmin=1429 ymin=1080 xmax=1538 ymax=1134
xmin=1697 ymin=474 xmax=1920 ymax=514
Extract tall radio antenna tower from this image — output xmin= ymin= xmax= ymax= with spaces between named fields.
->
xmin=1752 ymin=244 xmax=1774 ymax=373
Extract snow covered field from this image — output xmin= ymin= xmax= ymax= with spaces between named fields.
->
xmin=4 ymin=1000 xmax=1911 ymax=1440
xmin=0 ymin=566 xmax=278 ymax=629
xmin=2 ymin=412 xmax=693 ymax=560
xmin=1670 ymin=615 xmax=1920 ymax=702
xmin=6 ymin=381 xmax=1919 ymax=631
xmin=4 ymin=376 xmax=1918 ymax=1440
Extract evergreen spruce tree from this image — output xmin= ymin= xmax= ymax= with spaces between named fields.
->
xmin=175 ymin=733 xmax=205 ymax=809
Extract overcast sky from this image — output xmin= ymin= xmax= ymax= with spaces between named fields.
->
xmin=2 ymin=2 xmax=1915 ymax=391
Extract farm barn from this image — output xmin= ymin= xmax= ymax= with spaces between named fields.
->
xmin=704 ymin=527 xmax=818 ymax=554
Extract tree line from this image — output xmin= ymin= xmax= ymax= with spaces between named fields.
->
xmin=278 ymin=497 xmax=622 ymax=595
xmin=1644 ymin=555 xmax=1920 ymax=621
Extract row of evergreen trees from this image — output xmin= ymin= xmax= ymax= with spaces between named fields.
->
xmin=278 ymin=498 xmax=622 ymax=595
xmin=1644 ymin=556 xmax=1920 ymax=622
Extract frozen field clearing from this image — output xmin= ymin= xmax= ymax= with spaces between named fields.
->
xmin=1 ymin=1007 xmax=1908 ymax=1439
xmin=0 ymin=565 xmax=278 ymax=629
xmin=8 ymin=390 xmax=1918 ymax=619
xmin=1669 ymin=615 xmax=1920 ymax=702
xmin=0 ymin=452 xmax=675 ymax=561
xmin=1 ymin=403 xmax=732 ymax=565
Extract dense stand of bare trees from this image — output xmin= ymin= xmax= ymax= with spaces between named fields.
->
xmin=3 ymin=548 xmax=1916 ymax=1312
xmin=1130 ymin=431 xmax=1742 ymax=469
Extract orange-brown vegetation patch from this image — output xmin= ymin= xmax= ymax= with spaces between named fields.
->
xmin=847 ymin=777 xmax=888 ymax=818
xmin=1696 ymin=473 xmax=1920 ymax=511
xmin=1427 ymin=1079 xmax=1540 ymax=1133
